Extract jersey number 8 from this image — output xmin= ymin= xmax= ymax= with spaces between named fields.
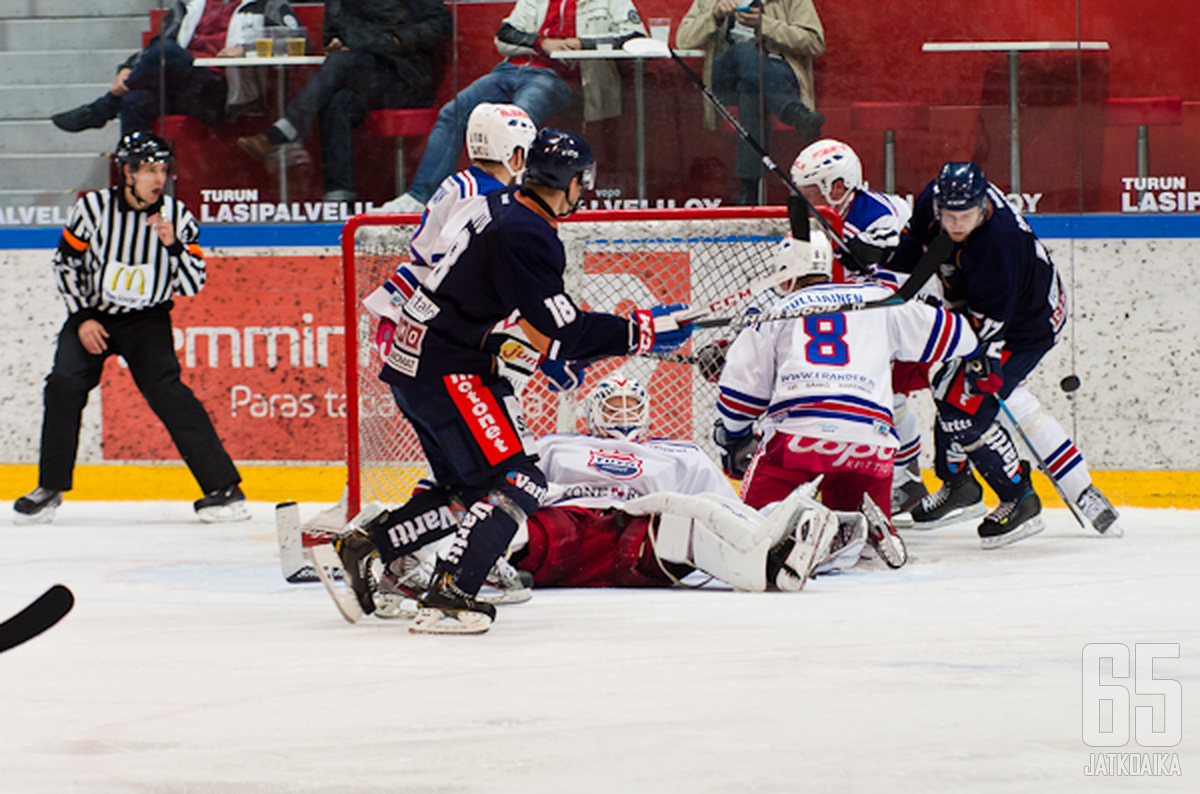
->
xmin=803 ymin=315 xmax=849 ymax=365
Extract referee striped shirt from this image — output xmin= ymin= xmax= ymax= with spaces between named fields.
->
xmin=53 ymin=187 xmax=206 ymax=316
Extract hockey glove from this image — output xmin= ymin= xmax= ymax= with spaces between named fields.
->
xmin=632 ymin=303 xmax=694 ymax=355
xmin=964 ymin=339 xmax=1004 ymax=395
xmin=694 ymin=339 xmax=730 ymax=384
xmin=375 ymin=318 xmax=397 ymax=359
xmin=539 ymin=358 xmax=588 ymax=392
xmin=713 ymin=418 xmax=758 ymax=480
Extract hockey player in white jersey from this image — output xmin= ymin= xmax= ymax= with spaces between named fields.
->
xmin=789 ymin=138 xmax=935 ymax=517
xmin=714 ymin=224 xmax=980 ymax=565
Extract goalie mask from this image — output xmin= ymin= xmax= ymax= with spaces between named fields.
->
xmin=773 ymin=223 xmax=835 ymax=292
xmin=466 ymin=103 xmax=537 ymax=179
xmin=791 ymin=139 xmax=862 ymax=215
xmin=585 ymin=376 xmax=649 ymax=442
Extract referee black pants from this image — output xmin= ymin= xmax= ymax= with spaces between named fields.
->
xmin=38 ymin=305 xmax=240 ymax=495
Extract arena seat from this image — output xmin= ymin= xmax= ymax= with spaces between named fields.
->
xmin=364 ymin=108 xmax=439 ymax=194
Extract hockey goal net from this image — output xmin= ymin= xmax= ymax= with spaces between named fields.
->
xmin=342 ymin=207 xmax=790 ymax=516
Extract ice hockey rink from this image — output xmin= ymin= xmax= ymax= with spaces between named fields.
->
xmin=2 ymin=501 xmax=1195 ymax=793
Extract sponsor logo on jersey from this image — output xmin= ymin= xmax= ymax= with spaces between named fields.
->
xmin=403 ymin=290 xmax=440 ymax=323
xmin=446 ymin=374 xmax=521 ymax=465
xmin=387 ymin=505 xmax=458 ymax=548
xmin=394 ymin=316 xmax=427 ymax=356
xmin=386 ymin=347 xmax=419 ymax=377
xmin=587 ymin=449 xmax=644 ymax=480
xmin=506 ymin=470 xmax=548 ymax=504
xmin=786 ymin=436 xmax=895 ymax=471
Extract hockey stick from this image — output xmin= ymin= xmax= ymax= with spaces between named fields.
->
xmin=621 ymin=37 xmax=950 ymax=329
xmin=622 ymin=37 xmax=864 ymax=270
xmin=0 ymin=585 xmax=74 ymax=654
xmin=995 ymin=395 xmax=1087 ymax=529
xmin=692 ymin=232 xmax=954 ymax=329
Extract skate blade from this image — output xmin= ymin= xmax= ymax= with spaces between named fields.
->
xmin=871 ymin=534 xmax=909 ymax=568
xmin=373 ymin=594 xmax=418 ymax=620
xmin=1098 ymin=521 xmax=1125 ymax=538
xmin=309 ymin=544 xmax=364 ymax=624
xmin=13 ymin=508 xmax=57 ymax=526
xmin=197 ymin=502 xmax=251 ymax=523
xmin=477 ymin=585 xmax=533 ymax=605
xmin=408 ymin=607 xmax=492 ymax=634
xmin=905 ymin=502 xmax=987 ymax=531
xmin=980 ymin=516 xmax=1046 ymax=550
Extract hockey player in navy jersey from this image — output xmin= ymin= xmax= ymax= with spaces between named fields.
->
xmin=714 ymin=223 xmax=980 ymax=565
xmin=889 ymin=162 xmax=1122 ymax=546
xmin=364 ymin=103 xmax=542 ymax=386
xmin=334 ymin=128 xmax=693 ymax=633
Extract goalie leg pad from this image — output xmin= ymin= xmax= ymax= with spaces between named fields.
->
xmin=628 ymin=491 xmax=772 ymax=591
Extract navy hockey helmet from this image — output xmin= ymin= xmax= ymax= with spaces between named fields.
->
xmin=934 ymin=162 xmax=987 ymax=211
xmin=115 ymin=130 xmax=175 ymax=172
xmin=524 ymin=128 xmax=596 ymax=193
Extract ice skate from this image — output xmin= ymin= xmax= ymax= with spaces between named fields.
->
xmin=13 ymin=487 xmax=62 ymax=526
xmin=908 ymin=471 xmax=986 ymax=530
xmin=372 ymin=553 xmax=433 ymax=619
xmin=332 ymin=530 xmax=380 ymax=616
xmin=862 ymin=493 xmax=908 ymax=568
xmin=811 ymin=512 xmax=868 ymax=575
xmin=1076 ymin=484 xmax=1124 ymax=537
xmin=891 ymin=461 xmax=929 ymax=519
xmin=478 ymin=556 xmax=534 ymax=605
xmin=978 ymin=465 xmax=1044 ymax=549
xmin=194 ymin=484 xmax=250 ymax=523
xmin=410 ymin=568 xmax=496 ymax=634
xmin=764 ymin=482 xmax=839 ymax=591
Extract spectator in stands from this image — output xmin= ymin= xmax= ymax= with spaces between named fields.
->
xmin=237 ymin=0 xmax=451 ymax=203
xmin=385 ymin=0 xmax=647 ymax=212
xmin=51 ymin=0 xmax=303 ymax=136
xmin=676 ymin=0 xmax=826 ymax=205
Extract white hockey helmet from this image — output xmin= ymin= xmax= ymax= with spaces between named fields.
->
xmin=774 ymin=221 xmax=835 ymax=289
xmin=790 ymin=139 xmax=863 ymax=215
xmin=585 ymin=376 xmax=650 ymax=442
xmin=466 ymin=103 xmax=537 ymax=169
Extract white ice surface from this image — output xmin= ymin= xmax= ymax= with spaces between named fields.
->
xmin=1 ymin=502 xmax=1197 ymax=793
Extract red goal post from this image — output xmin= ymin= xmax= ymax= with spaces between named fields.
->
xmin=342 ymin=207 xmax=790 ymax=518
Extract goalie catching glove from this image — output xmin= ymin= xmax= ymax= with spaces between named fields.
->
xmin=712 ymin=418 xmax=758 ymax=479
xmin=631 ymin=303 xmax=694 ymax=355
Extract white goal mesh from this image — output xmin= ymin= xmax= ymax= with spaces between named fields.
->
xmin=343 ymin=207 xmax=790 ymax=515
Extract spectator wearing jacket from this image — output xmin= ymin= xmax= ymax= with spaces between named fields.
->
xmin=52 ymin=0 xmax=301 ymax=135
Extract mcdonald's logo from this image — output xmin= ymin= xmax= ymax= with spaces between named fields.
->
xmin=109 ymin=265 xmax=146 ymax=295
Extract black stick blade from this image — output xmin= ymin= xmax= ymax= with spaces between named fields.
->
xmin=0 ymin=585 xmax=74 ymax=653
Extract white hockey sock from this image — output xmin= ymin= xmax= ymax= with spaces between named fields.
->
xmin=1000 ymin=388 xmax=1092 ymax=502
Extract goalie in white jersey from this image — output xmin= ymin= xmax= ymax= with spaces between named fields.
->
xmin=714 ymin=225 xmax=980 ymax=566
xmin=352 ymin=375 xmax=874 ymax=602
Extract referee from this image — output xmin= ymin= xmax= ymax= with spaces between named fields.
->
xmin=13 ymin=131 xmax=246 ymax=525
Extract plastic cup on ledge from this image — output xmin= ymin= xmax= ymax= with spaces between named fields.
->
xmin=649 ymin=18 xmax=671 ymax=44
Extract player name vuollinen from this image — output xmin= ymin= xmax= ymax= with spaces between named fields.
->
xmin=1083 ymin=753 xmax=1181 ymax=776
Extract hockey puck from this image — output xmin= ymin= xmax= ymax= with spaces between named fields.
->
xmin=1060 ymin=375 xmax=1081 ymax=393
